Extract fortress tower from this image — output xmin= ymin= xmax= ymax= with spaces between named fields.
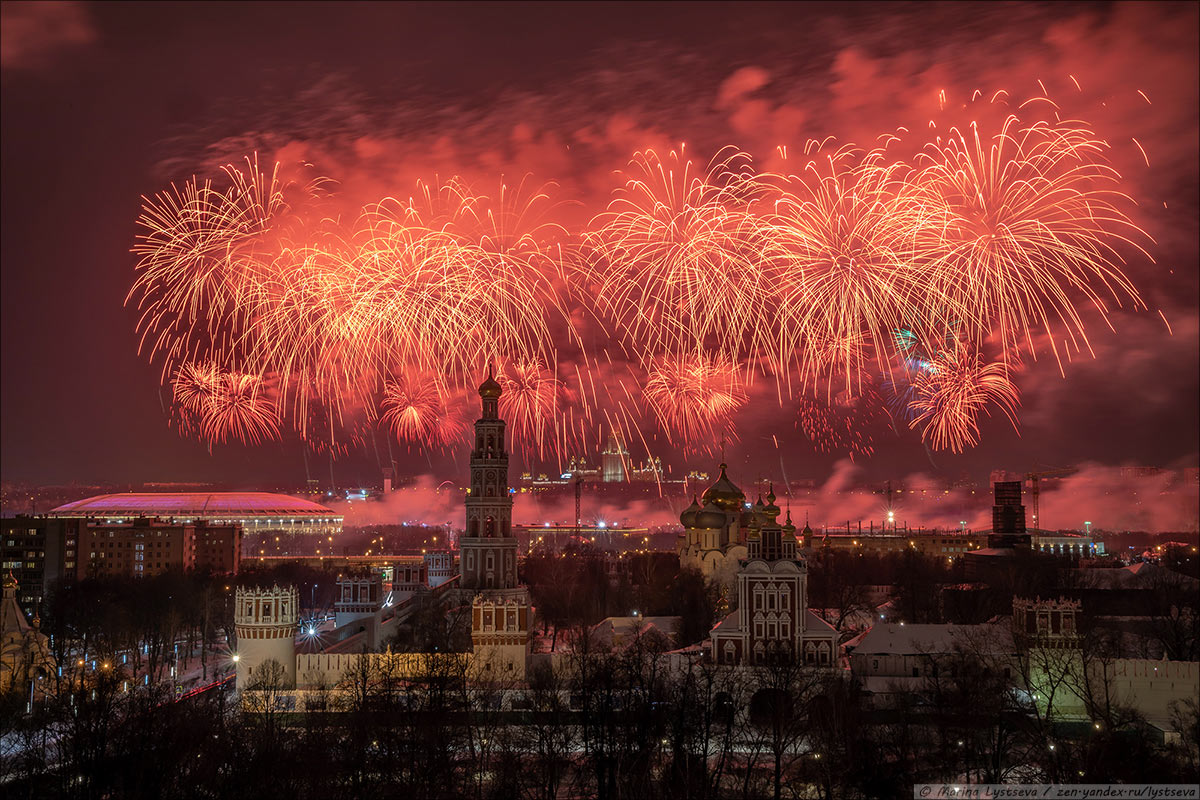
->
xmin=234 ymin=585 xmax=298 ymax=690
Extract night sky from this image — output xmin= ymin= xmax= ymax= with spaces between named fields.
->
xmin=2 ymin=1 xmax=1197 ymax=489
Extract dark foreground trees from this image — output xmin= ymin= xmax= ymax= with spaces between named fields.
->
xmin=4 ymin=645 xmax=1197 ymax=799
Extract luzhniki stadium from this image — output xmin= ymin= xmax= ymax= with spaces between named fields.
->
xmin=49 ymin=492 xmax=342 ymax=537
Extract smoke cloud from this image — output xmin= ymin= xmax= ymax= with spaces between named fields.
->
xmin=326 ymin=460 xmax=1198 ymax=535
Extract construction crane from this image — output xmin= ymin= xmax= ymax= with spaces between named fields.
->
xmin=1024 ymin=466 xmax=1075 ymax=531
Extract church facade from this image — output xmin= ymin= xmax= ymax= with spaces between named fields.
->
xmin=678 ymin=465 xmax=838 ymax=667
xmin=709 ymin=490 xmax=838 ymax=667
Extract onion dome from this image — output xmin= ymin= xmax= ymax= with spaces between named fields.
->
xmin=478 ymin=368 xmax=503 ymax=399
xmin=680 ymin=496 xmax=701 ymax=528
xmin=763 ymin=485 xmax=781 ymax=522
xmin=695 ymin=499 xmax=728 ymax=530
xmin=701 ymin=463 xmax=746 ymax=512
xmin=783 ymin=509 xmax=797 ymax=536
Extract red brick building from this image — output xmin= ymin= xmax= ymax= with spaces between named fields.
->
xmin=76 ymin=519 xmax=241 ymax=579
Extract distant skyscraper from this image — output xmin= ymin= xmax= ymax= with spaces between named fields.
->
xmin=601 ymin=431 xmax=628 ymax=483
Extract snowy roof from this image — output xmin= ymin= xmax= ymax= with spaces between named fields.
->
xmin=1074 ymin=563 xmax=1198 ymax=589
xmin=591 ymin=616 xmax=681 ymax=648
xmin=846 ymin=623 xmax=1013 ymax=656
xmin=804 ymin=609 xmax=838 ymax=633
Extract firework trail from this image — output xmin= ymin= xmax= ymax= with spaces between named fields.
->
xmin=756 ymin=146 xmax=942 ymax=394
xmin=172 ymin=362 xmax=280 ymax=446
xmin=380 ymin=371 xmax=468 ymax=451
xmin=797 ymin=383 xmax=890 ymax=460
xmin=498 ymin=359 xmax=562 ymax=460
xmin=585 ymin=146 xmax=769 ymax=362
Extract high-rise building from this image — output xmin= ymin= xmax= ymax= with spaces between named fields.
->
xmin=0 ymin=517 xmax=74 ymax=615
xmin=75 ymin=519 xmax=241 ymax=579
xmin=601 ymin=432 xmax=629 ymax=483
xmin=988 ymin=480 xmax=1031 ymax=549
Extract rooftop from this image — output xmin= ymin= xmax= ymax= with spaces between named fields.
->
xmin=48 ymin=492 xmax=339 ymax=519
xmin=845 ymin=622 xmax=1013 ymax=656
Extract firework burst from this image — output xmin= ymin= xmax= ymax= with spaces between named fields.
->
xmin=917 ymin=112 xmax=1148 ymax=368
xmin=908 ymin=342 xmax=1020 ymax=453
xmin=129 ymin=87 xmax=1156 ymax=464
xmin=643 ymin=353 xmax=747 ymax=445
xmin=585 ymin=146 xmax=768 ymax=361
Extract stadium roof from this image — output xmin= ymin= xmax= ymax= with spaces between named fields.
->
xmin=49 ymin=492 xmax=339 ymax=519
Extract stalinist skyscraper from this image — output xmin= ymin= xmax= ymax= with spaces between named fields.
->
xmin=459 ymin=370 xmax=519 ymax=591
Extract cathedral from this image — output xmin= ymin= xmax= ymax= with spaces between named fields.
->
xmin=679 ymin=466 xmax=837 ymax=667
xmin=677 ymin=463 xmax=754 ymax=588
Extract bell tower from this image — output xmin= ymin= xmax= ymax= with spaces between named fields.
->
xmin=460 ymin=370 xmax=517 ymax=591
xmin=458 ymin=369 xmax=531 ymax=681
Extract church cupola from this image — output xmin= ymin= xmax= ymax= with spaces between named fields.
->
xmin=702 ymin=463 xmax=746 ymax=512
xmin=680 ymin=496 xmax=702 ymax=528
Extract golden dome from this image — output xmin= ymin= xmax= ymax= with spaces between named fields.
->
xmin=478 ymin=369 xmax=503 ymax=399
xmin=701 ymin=463 xmax=746 ymax=512
xmin=695 ymin=500 xmax=728 ymax=530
